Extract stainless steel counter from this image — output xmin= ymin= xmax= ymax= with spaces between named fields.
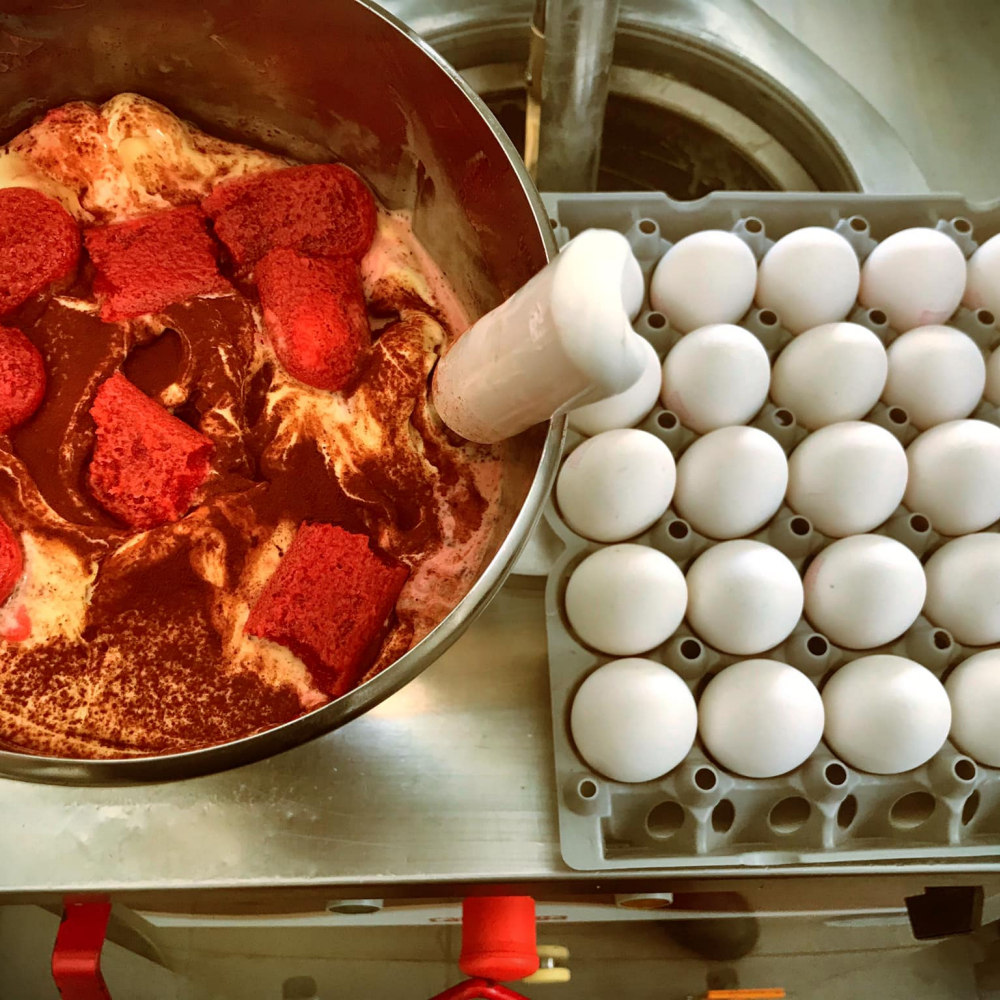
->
xmin=756 ymin=0 xmax=1000 ymax=204
xmin=3 ymin=576 xmax=1000 ymax=909
xmin=0 ymin=582 xmax=560 ymax=897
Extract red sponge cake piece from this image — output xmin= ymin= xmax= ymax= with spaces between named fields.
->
xmin=256 ymin=248 xmax=370 ymax=391
xmin=84 ymin=205 xmax=229 ymax=321
xmin=0 ymin=187 xmax=80 ymax=314
xmin=0 ymin=514 xmax=22 ymax=606
xmin=245 ymin=523 xmax=409 ymax=697
xmin=202 ymin=164 xmax=376 ymax=268
xmin=87 ymin=372 xmax=214 ymax=530
xmin=0 ymin=325 xmax=46 ymax=433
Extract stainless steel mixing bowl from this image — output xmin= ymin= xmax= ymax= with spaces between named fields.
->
xmin=0 ymin=0 xmax=560 ymax=783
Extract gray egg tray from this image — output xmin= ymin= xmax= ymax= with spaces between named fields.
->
xmin=541 ymin=190 xmax=1000 ymax=871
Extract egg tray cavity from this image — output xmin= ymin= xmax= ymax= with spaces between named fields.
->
xmin=541 ymin=190 xmax=1000 ymax=871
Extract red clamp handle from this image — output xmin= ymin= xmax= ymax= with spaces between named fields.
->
xmin=52 ymin=900 xmax=113 ymax=1000
xmin=459 ymin=896 xmax=539 ymax=981
xmin=427 ymin=896 xmax=539 ymax=1000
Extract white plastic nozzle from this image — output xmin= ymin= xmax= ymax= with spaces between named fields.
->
xmin=431 ymin=229 xmax=646 ymax=444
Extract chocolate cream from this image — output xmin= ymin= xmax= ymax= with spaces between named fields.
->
xmin=0 ymin=94 xmax=501 ymax=758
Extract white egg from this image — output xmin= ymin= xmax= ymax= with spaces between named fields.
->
xmin=883 ymin=326 xmax=986 ymax=429
xmin=822 ymin=654 xmax=951 ymax=774
xmin=621 ymin=250 xmax=645 ymax=322
xmin=803 ymin=535 xmax=926 ymax=649
xmin=786 ymin=422 xmax=908 ymax=537
xmin=905 ymin=420 xmax=1000 ymax=535
xmin=698 ymin=659 xmax=824 ymax=778
xmin=569 ymin=335 xmax=661 ymax=436
xmin=649 ymin=231 xmax=757 ymax=334
xmin=570 ymin=658 xmax=697 ymax=783
xmin=964 ymin=232 xmax=1000 ymax=320
xmin=945 ymin=650 xmax=1000 ymax=767
xmin=770 ymin=322 xmax=887 ymax=430
xmin=673 ymin=426 xmax=787 ymax=539
xmin=565 ymin=545 xmax=687 ymax=656
xmin=660 ymin=324 xmax=770 ymax=433
xmin=986 ymin=347 xmax=1000 ymax=407
xmin=556 ymin=428 xmax=675 ymax=543
xmin=859 ymin=227 xmax=966 ymax=332
xmin=685 ymin=540 xmax=803 ymax=655
xmin=924 ymin=534 xmax=1000 ymax=646
xmin=755 ymin=227 xmax=860 ymax=334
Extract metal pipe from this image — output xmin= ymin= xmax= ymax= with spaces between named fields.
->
xmin=529 ymin=0 xmax=621 ymax=191
xmin=522 ymin=0 xmax=546 ymax=177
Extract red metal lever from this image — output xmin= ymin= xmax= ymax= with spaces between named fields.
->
xmin=429 ymin=978 xmax=531 ymax=1000
xmin=52 ymin=900 xmax=113 ymax=1000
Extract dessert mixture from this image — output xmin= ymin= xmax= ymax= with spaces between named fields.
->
xmin=0 ymin=94 xmax=501 ymax=758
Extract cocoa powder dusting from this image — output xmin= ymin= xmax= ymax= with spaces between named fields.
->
xmin=0 ymin=96 xmax=502 ymax=759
